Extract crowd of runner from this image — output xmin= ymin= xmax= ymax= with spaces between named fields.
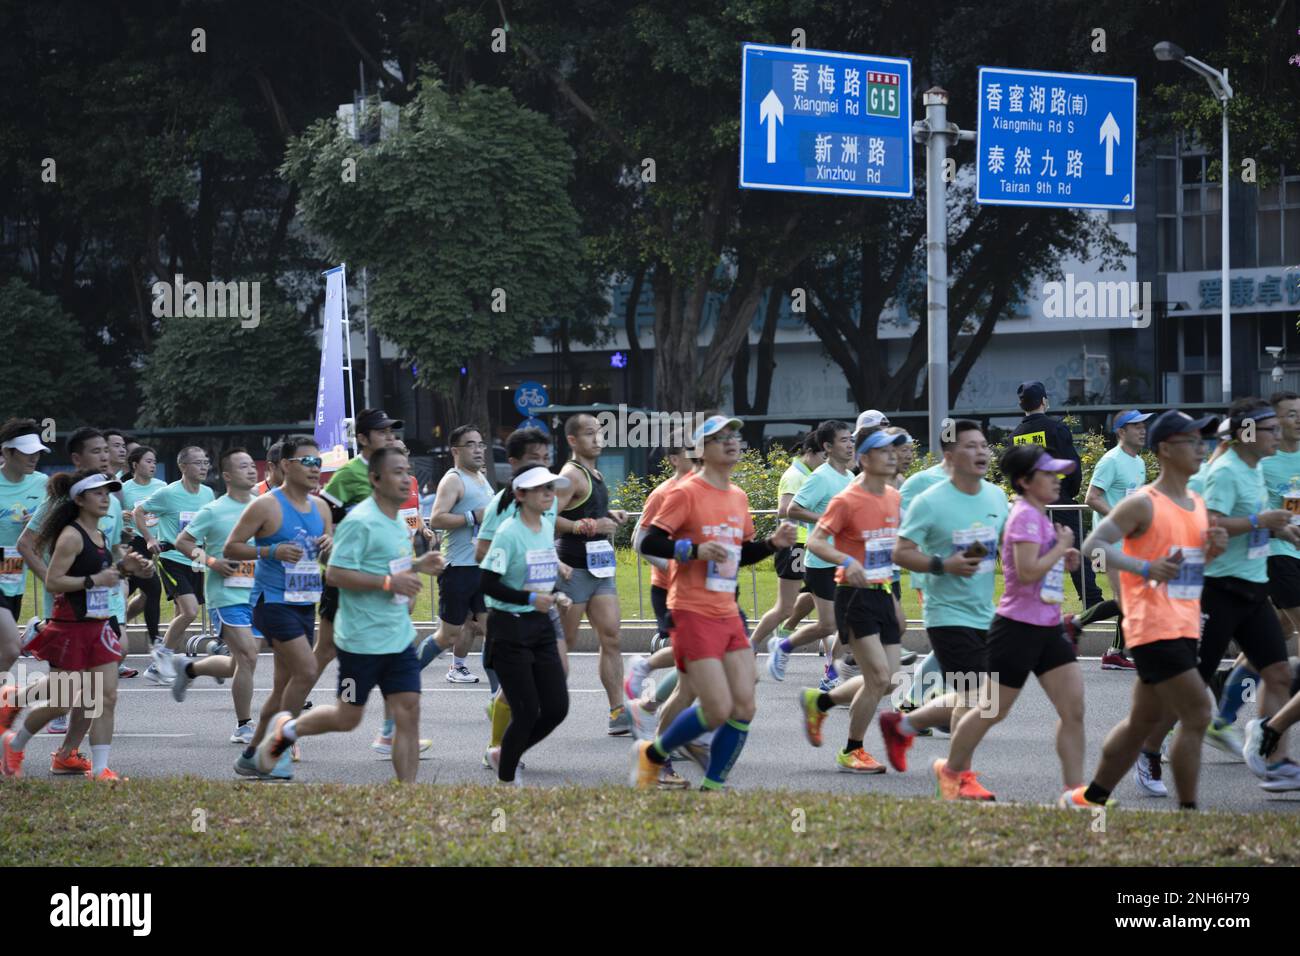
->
xmin=2 ymin=396 xmax=1300 ymax=808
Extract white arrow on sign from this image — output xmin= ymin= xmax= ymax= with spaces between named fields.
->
xmin=1099 ymin=112 xmax=1121 ymax=176
xmin=760 ymin=89 xmax=784 ymax=163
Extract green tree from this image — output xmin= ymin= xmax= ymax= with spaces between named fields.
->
xmin=0 ymin=278 xmax=116 ymax=424
xmin=282 ymin=75 xmax=584 ymax=434
xmin=138 ymin=292 xmax=317 ymax=426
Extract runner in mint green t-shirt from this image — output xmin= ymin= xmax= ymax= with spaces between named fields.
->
xmin=119 ymin=445 xmax=166 ymax=644
xmin=254 ymin=449 xmax=445 ymax=783
xmin=0 ymin=419 xmax=50 ymax=680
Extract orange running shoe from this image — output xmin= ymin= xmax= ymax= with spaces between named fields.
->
xmin=628 ymin=740 xmax=661 ymax=790
xmin=0 ymin=685 xmax=18 ymax=731
xmin=51 ymin=749 xmax=91 ymax=775
xmin=799 ymin=688 xmax=827 ymax=747
xmin=835 ymin=748 xmax=886 ymax=773
xmin=1 ymin=730 xmax=24 ymax=778
xmin=1058 ymin=786 xmax=1112 ymax=810
xmin=934 ymin=758 xmax=996 ymax=801
xmin=878 ymin=711 xmax=914 ymax=772
xmin=86 ymin=767 xmax=126 ymax=783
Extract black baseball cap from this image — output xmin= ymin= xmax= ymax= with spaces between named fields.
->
xmin=1146 ymin=410 xmax=1221 ymax=450
xmin=355 ymin=408 xmax=404 ymax=433
xmin=1017 ymin=381 xmax=1046 ymax=407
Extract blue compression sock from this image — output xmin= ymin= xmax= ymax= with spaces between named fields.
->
xmin=652 ymin=704 xmax=710 ymax=759
xmin=1217 ymin=665 xmax=1257 ymax=725
xmin=702 ymin=718 xmax=750 ymax=788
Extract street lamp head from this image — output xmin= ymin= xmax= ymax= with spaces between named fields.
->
xmin=1153 ymin=41 xmax=1186 ymax=62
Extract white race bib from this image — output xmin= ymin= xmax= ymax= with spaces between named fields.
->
xmin=585 ymin=539 xmax=616 ymax=578
xmin=862 ymin=535 xmax=896 ymax=583
xmin=951 ymin=527 xmax=997 ymax=575
xmin=1123 ymin=486 xmax=1139 ymax=498
xmin=400 ymin=507 xmax=420 ymax=534
xmin=705 ymin=543 xmax=741 ymax=592
xmin=84 ymin=584 xmax=112 ymax=619
xmin=1040 ymin=556 xmax=1066 ymax=605
xmin=524 ymin=547 xmax=559 ymax=593
xmin=389 ymin=555 xmax=412 ymax=606
xmin=1167 ymin=547 xmax=1205 ymax=601
xmin=1247 ymin=527 xmax=1270 ymax=561
xmin=144 ymin=512 xmax=159 ymax=528
xmin=0 ymin=548 xmax=23 ymax=590
xmin=225 ymin=559 xmax=256 ymax=590
xmin=284 ymin=556 xmax=322 ymax=604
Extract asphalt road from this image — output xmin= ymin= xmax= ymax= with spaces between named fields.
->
xmin=12 ymin=651 xmax=1300 ymax=814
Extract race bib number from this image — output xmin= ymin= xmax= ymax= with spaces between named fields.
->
xmin=284 ymin=556 xmax=322 ymax=604
xmin=705 ymin=543 xmax=741 ymax=593
xmin=863 ymin=536 xmax=896 ymax=583
xmin=400 ymin=507 xmax=420 ymax=533
xmin=1167 ymin=547 xmax=1205 ymax=601
xmin=179 ymin=511 xmax=196 ymax=534
xmin=84 ymin=584 xmax=112 ymax=619
xmin=225 ymin=560 xmax=256 ymax=590
xmin=0 ymin=548 xmax=24 ymax=589
xmin=1247 ymin=527 xmax=1270 ymax=561
xmin=585 ymin=539 xmax=616 ymax=578
xmin=1040 ymin=556 xmax=1066 ymax=605
xmin=389 ymin=555 xmax=412 ymax=607
xmin=524 ymin=547 xmax=559 ymax=593
xmin=950 ymin=527 xmax=997 ymax=575
xmin=1285 ymin=493 xmax=1300 ymax=525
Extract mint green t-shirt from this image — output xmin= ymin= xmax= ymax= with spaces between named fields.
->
xmin=792 ymin=463 xmax=854 ymax=569
xmin=1260 ymin=447 xmax=1300 ymax=561
xmin=141 ymin=480 xmax=215 ymax=566
xmin=1203 ymin=448 xmax=1269 ymax=583
xmin=1089 ymin=445 xmax=1147 ymax=510
xmin=28 ymin=493 xmax=125 ymax=620
xmin=326 ymin=496 xmax=418 ymax=655
xmin=899 ymin=463 xmax=948 ymax=591
xmin=184 ymin=494 xmax=255 ymax=610
xmin=477 ymin=487 xmax=558 ymax=544
xmin=119 ymin=477 xmax=166 ymax=537
xmin=480 ymin=514 xmax=560 ymax=614
xmin=0 ymin=470 xmax=47 ymax=597
xmin=898 ymin=478 xmax=1009 ymax=630
xmin=778 ymin=459 xmax=815 ymax=543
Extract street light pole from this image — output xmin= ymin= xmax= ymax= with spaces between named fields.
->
xmin=1154 ymin=42 xmax=1234 ymax=403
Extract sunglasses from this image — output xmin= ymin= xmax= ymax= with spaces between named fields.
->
xmin=287 ymin=455 xmax=323 ymax=468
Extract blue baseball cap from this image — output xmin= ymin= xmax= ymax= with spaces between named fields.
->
xmin=692 ymin=415 xmax=743 ymax=444
xmin=857 ymin=430 xmax=908 ymax=455
xmin=1146 ymin=410 xmax=1221 ymax=449
xmin=1113 ymin=410 xmax=1153 ymax=431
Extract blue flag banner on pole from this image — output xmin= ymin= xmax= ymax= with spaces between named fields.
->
xmin=315 ymin=266 xmax=350 ymax=471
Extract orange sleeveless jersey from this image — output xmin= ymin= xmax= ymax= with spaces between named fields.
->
xmin=1118 ymin=486 xmax=1208 ymax=647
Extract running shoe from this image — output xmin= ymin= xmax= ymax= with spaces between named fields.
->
xmin=46 ymin=714 xmax=68 ymax=735
xmin=933 ymin=758 xmax=994 ymax=799
xmin=1242 ymin=718 xmax=1272 ymax=779
xmin=143 ymin=663 xmax=171 ymax=686
xmin=650 ymin=632 xmax=671 ymax=654
xmin=267 ymin=750 xmax=293 ymax=782
xmin=607 ymin=705 xmax=632 ymax=736
xmin=234 ymin=754 xmax=266 ymax=778
xmin=482 ymin=747 xmax=524 ymax=771
xmin=170 ymin=658 xmax=192 ymax=702
xmin=1261 ymin=759 xmax=1300 ymax=791
xmin=1101 ymin=651 xmax=1136 ymax=671
xmin=50 ymin=749 xmax=91 ymax=775
xmin=230 ymin=723 xmax=254 ymax=746
xmin=86 ymin=767 xmax=126 ymax=783
xmin=899 ymin=650 xmax=918 ymax=667
xmin=0 ymin=685 xmax=18 ymax=731
xmin=626 ymin=698 xmax=658 ymax=742
xmin=446 ymin=663 xmax=480 ymax=684
xmin=1 ymin=730 xmax=24 ymax=777
xmin=623 ymin=655 xmax=652 ymax=704
xmin=371 ymin=735 xmax=433 ymax=758
xmin=416 ymin=635 xmax=441 ymax=670
xmin=154 ymin=647 xmax=177 ymax=680
xmin=118 ymin=663 xmax=139 ymax=679
xmin=818 ymin=667 xmax=842 ymax=693
xmin=799 ymin=687 xmax=826 ymax=747
xmin=878 ymin=711 xmax=913 ymax=772
xmin=629 ymin=740 xmax=660 ymax=790
xmin=657 ymin=758 xmax=689 ymax=789
xmin=1133 ymin=751 xmax=1167 ymax=797
xmin=1058 ymin=786 xmax=1111 ymax=810
xmin=1204 ymin=719 xmax=1245 ymax=761
xmin=766 ymin=635 xmax=791 ymax=682
xmin=836 ymin=748 xmax=886 ymax=774
xmin=255 ymin=711 xmax=293 ymax=773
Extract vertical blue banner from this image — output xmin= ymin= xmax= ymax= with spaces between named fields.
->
xmin=315 ymin=266 xmax=349 ymax=471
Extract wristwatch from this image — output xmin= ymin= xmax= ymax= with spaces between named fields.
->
xmin=929 ymin=554 xmax=945 ymax=575
xmin=84 ymin=575 xmax=96 ymax=591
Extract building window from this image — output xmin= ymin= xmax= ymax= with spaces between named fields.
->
xmin=1259 ymin=166 xmax=1300 ymax=267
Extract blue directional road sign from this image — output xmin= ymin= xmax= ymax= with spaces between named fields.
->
xmin=976 ymin=67 xmax=1136 ymax=210
xmin=513 ymin=381 xmax=548 ymax=416
xmin=740 ymin=43 xmax=912 ymax=198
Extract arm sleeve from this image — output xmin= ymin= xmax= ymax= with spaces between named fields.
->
xmin=480 ymin=569 xmax=532 ymax=606
xmin=640 ymin=525 xmax=677 ymax=560
xmin=739 ymin=538 xmax=776 ymax=566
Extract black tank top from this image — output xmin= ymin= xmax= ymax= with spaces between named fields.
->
xmin=557 ymin=461 xmax=610 ymax=565
xmin=55 ymin=522 xmax=112 ymax=621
